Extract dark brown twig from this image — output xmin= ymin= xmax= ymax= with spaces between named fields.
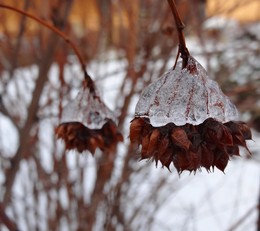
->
xmin=0 ymin=202 xmax=18 ymax=231
xmin=228 ymin=203 xmax=259 ymax=231
xmin=167 ymin=0 xmax=190 ymax=68
xmin=0 ymin=3 xmax=95 ymax=92
xmin=2 ymin=0 xmax=73 ymax=208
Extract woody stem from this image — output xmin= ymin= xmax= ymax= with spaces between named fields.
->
xmin=167 ymin=0 xmax=190 ymax=68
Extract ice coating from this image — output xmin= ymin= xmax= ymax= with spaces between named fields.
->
xmin=61 ymin=87 xmax=116 ymax=129
xmin=135 ymin=56 xmax=239 ymax=127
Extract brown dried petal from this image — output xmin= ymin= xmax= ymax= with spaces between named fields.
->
xmin=88 ymin=137 xmax=99 ymax=155
xmin=55 ymin=125 xmax=66 ymax=138
xmin=220 ymin=125 xmax=233 ymax=146
xmin=200 ymin=144 xmax=214 ymax=170
xmin=188 ymin=150 xmax=201 ymax=171
xmin=116 ymin=133 xmax=124 ymax=142
xmin=159 ymin=148 xmax=172 ymax=171
xmin=173 ymin=151 xmax=191 ymax=173
xmin=226 ymin=145 xmax=240 ymax=156
xmin=237 ymin=122 xmax=252 ymax=140
xmin=171 ymin=128 xmax=191 ymax=151
xmin=147 ymin=129 xmax=160 ymax=156
xmin=130 ymin=118 xmax=145 ymax=143
xmin=214 ymin=151 xmax=229 ymax=172
xmin=155 ymin=136 xmax=169 ymax=166
xmin=141 ymin=134 xmax=151 ymax=159
xmin=94 ymin=134 xmax=105 ymax=150
xmin=204 ymin=119 xmax=222 ymax=140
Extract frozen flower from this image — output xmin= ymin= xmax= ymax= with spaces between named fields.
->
xmin=130 ymin=56 xmax=252 ymax=173
xmin=56 ymin=87 xmax=123 ymax=154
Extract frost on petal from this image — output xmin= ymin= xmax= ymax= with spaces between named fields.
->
xmin=61 ymin=87 xmax=116 ymax=129
xmin=135 ymin=56 xmax=239 ymax=126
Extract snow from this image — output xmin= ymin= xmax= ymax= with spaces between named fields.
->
xmin=135 ymin=56 xmax=238 ymax=126
xmin=61 ymin=86 xmax=117 ymax=129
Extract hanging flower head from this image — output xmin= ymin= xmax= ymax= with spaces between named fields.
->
xmin=130 ymin=56 xmax=251 ymax=173
xmin=129 ymin=0 xmax=252 ymax=173
xmin=56 ymin=84 xmax=123 ymax=155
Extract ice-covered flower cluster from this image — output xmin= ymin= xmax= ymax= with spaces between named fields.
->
xmin=130 ymin=56 xmax=251 ymax=173
xmin=56 ymin=87 xmax=123 ymax=154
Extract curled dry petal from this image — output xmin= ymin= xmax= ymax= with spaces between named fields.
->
xmin=147 ymin=129 xmax=160 ymax=156
xmin=155 ymin=136 xmax=169 ymax=166
xmin=200 ymin=144 xmax=214 ymax=170
xmin=129 ymin=117 xmax=252 ymax=173
xmin=129 ymin=118 xmax=145 ymax=143
xmin=214 ymin=151 xmax=229 ymax=172
xmin=56 ymin=119 xmax=123 ymax=154
xmin=237 ymin=122 xmax=252 ymax=140
xmin=159 ymin=148 xmax=172 ymax=171
xmin=141 ymin=134 xmax=151 ymax=159
xmin=173 ymin=151 xmax=190 ymax=173
xmin=171 ymin=128 xmax=191 ymax=151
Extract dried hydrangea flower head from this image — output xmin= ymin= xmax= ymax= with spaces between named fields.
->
xmin=130 ymin=56 xmax=252 ymax=173
xmin=56 ymin=86 xmax=123 ymax=154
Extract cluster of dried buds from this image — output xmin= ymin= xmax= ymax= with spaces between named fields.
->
xmin=56 ymin=119 xmax=123 ymax=154
xmin=130 ymin=117 xmax=252 ymax=173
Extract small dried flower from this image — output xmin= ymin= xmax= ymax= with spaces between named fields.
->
xmin=130 ymin=56 xmax=252 ymax=173
xmin=56 ymin=87 xmax=123 ymax=154
xmin=56 ymin=119 xmax=123 ymax=154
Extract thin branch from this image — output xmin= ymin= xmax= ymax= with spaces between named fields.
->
xmin=0 ymin=3 xmax=95 ymax=92
xmin=2 ymin=1 xmax=73 ymax=208
xmin=0 ymin=202 xmax=19 ymax=231
xmin=228 ymin=204 xmax=259 ymax=231
xmin=167 ymin=0 xmax=190 ymax=68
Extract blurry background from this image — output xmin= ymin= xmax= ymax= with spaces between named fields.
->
xmin=0 ymin=0 xmax=260 ymax=230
